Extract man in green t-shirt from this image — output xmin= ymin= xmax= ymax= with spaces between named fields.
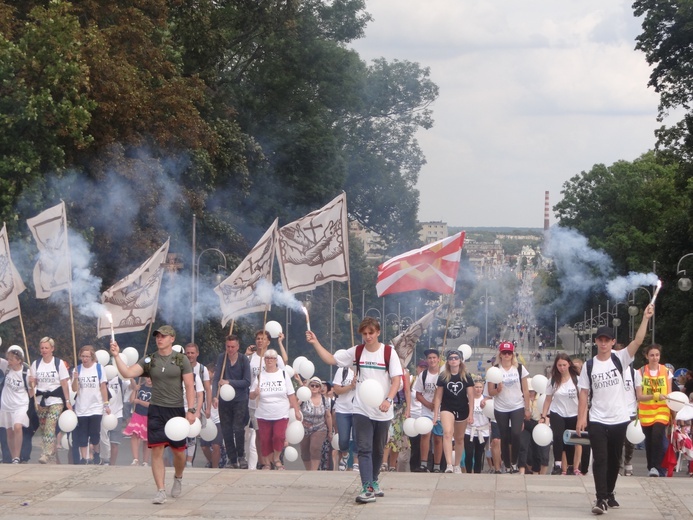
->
xmin=112 ymin=325 xmax=195 ymax=504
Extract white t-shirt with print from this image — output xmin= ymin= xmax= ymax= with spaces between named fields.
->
xmin=577 ymin=349 xmax=634 ymax=425
xmin=1 ymin=367 xmax=29 ymax=412
xmin=412 ymin=368 xmax=439 ymax=419
xmin=546 ymin=378 xmax=578 ymax=418
xmin=107 ymin=376 xmax=124 ymax=418
xmin=332 ymin=366 xmax=355 ymax=414
xmin=249 ymin=369 xmax=295 ymax=420
xmin=493 ymin=365 xmax=529 ymax=412
xmin=248 ymin=353 xmax=285 ymax=410
xmin=348 ymin=343 xmax=403 ymax=421
xmin=74 ymin=363 xmax=108 ymax=417
xmin=31 ymin=357 xmax=69 ymax=407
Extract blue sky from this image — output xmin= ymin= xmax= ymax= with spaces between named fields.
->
xmin=350 ymin=1 xmax=665 ymax=228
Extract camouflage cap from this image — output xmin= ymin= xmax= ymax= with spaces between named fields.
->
xmin=153 ymin=325 xmax=176 ymax=337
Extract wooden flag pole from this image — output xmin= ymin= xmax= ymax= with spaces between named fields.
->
xmin=216 ymin=319 xmax=234 ymax=399
xmin=143 ymin=321 xmax=154 ymax=356
xmin=17 ymin=303 xmax=30 ymax=365
xmin=346 ymin=282 xmax=355 ymax=348
xmin=68 ymin=288 xmax=78 ymax=367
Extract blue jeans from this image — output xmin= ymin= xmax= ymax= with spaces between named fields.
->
xmin=353 ymin=414 xmax=390 ymax=486
xmin=335 ymin=412 xmax=353 ymax=453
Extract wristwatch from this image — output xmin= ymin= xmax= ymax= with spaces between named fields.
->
xmin=385 ymin=397 xmax=393 ymax=404
xmin=187 ymin=407 xmax=197 ymax=414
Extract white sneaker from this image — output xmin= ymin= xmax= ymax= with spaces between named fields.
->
xmin=649 ymin=467 xmax=660 ymax=477
xmin=171 ymin=476 xmax=182 ymax=498
xmin=453 ymin=466 xmax=462 ymax=474
xmin=444 ymin=465 xmax=454 ymax=473
xmin=130 ymin=459 xmax=139 ymax=466
xmin=152 ymin=489 xmax=167 ymax=504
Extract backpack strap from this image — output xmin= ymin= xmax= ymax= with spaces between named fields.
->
xmin=421 ymin=369 xmax=428 ymax=389
xmin=354 ymin=343 xmax=393 ymax=377
xmin=587 ymin=353 xmax=624 ymax=404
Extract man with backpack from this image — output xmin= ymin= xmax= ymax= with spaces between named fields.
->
xmin=576 ymin=303 xmax=654 ymax=515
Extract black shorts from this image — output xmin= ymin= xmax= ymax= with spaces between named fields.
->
xmin=147 ymin=404 xmax=187 ymax=451
xmin=440 ymin=405 xmax=469 ymax=422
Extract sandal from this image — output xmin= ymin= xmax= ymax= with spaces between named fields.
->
xmin=261 ymin=464 xmax=271 ymax=470
xmin=273 ymin=460 xmax=285 ymax=470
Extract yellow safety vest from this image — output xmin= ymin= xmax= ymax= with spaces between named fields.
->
xmin=638 ymin=364 xmax=671 ymax=426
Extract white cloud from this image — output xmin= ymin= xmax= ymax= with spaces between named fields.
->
xmin=350 ymin=0 xmax=662 ymax=227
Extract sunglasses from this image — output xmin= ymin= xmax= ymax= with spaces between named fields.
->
xmin=309 ymin=384 xmax=321 ymax=388
xmin=500 ymin=351 xmax=513 ymax=356
xmin=264 ymin=356 xmax=277 ymax=360
xmin=447 ymin=356 xmax=460 ymax=361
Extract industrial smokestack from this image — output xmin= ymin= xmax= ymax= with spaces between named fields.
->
xmin=544 ymin=191 xmax=550 ymax=231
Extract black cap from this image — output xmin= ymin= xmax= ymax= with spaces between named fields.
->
xmin=595 ymin=326 xmax=615 ymax=340
xmin=423 ymin=348 xmax=439 ymax=357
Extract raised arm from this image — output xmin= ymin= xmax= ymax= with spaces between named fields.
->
xmin=626 ymin=303 xmax=654 ymax=358
xmin=305 ymin=331 xmax=337 ymax=365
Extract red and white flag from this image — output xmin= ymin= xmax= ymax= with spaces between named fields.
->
xmin=391 ymin=306 xmax=440 ymax=366
xmin=277 ymin=193 xmax=349 ymax=294
xmin=27 ymin=202 xmax=71 ymax=299
xmin=0 ymin=224 xmax=26 ymax=325
xmin=215 ymin=220 xmax=277 ymax=326
xmin=376 ymin=232 xmax=465 ymax=297
xmin=97 ymin=239 xmax=170 ymax=337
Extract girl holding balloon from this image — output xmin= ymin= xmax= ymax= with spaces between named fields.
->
xmin=433 ymin=350 xmax=475 ymax=473
xmin=540 ymin=352 xmax=580 ymax=475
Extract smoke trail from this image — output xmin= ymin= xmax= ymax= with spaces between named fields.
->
xmin=255 ymin=279 xmax=306 ymax=312
xmin=606 ymin=272 xmax=659 ymax=301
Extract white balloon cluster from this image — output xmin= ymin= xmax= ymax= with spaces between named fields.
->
xmin=292 ymin=356 xmax=315 ymax=379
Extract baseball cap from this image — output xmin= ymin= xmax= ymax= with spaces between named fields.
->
xmin=595 ymin=326 xmax=614 ymax=340
xmin=417 ymin=359 xmax=428 ymax=368
xmin=498 ymin=341 xmax=514 ymax=353
xmin=7 ymin=345 xmax=24 ymax=358
xmin=423 ymin=348 xmax=439 ymax=357
xmin=153 ymin=325 xmax=176 ymax=337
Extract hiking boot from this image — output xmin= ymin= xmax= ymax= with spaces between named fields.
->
xmin=171 ymin=476 xmax=182 ymax=498
xmin=606 ymin=494 xmax=619 ymax=509
xmin=339 ymin=455 xmax=348 ymax=471
xmin=369 ymin=481 xmax=384 ymax=497
xmin=591 ymin=498 xmax=608 ymax=515
xmin=355 ymin=483 xmax=376 ymax=503
xmin=152 ymin=489 xmax=167 ymax=504
xmin=551 ymin=465 xmax=562 ymax=475
xmin=238 ymin=456 xmax=249 ymax=469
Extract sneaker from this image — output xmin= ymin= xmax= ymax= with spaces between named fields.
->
xmin=171 ymin=476 xmax=182 ymax=498
xmin=152 ymin=489 xmax=167 ymax=505
xmin=444 ymin=465 xmax=453 ymax=473
xmin=493 ymin=470 xmax=502 ymax=474
xmin=141 ymin=462 xmax=149 ymax=467
xmin=92 ymin=453 xmax=100 ymax=465
xmin=551 ymin=465 xmax=562 ymax=475
xmin=649 ymin=467 xmax=659 ymax=477
xmin=38 ymin=455 xmax=48 ymax=464
xmin=369 ymin=481 xmax=384 ymax=497
xmin=566 ymin=465 xmax=575 ymax=476
xmin=606 ymin=494 xmax=620 ymax=509
xmin=624 ymin=465 xmax=633 ymax=477
xmin=453 ymin=466 xmax=462 ymax=474
xmin=339 ymin=455 xmax=349 ymax=471
xmin=238 ymin=456 xmax=249 ymax=469
xmin=355 ymin=483 xmax=376 ymax=503
xmin=591 ymin=499 xmax=608 ymax=515
xmin=131 ymin=459 xmax=139 ymax=466
xmin=510 ymin=465 xmax=520 ymax=474
xmin=12 ymin=458 xmax=19 ymax=464
xmin=418 ymin=465 xmax=430 ymax=473
xmin=352 ymin=463 xmax=359 ymax=472
xmin=185 ymin=461 xmax=192 ymax=467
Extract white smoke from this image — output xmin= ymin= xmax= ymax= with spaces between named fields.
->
xmin=606 ymin=272 xmax=659 ymax=301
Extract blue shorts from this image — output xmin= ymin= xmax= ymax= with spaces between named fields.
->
xmin=432 ymin=420 xmax=443 ymax=437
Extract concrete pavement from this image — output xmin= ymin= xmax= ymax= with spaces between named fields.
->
xmin=1 ymin=463 xmax=692 ymax=519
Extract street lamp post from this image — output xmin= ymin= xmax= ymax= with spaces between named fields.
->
xmin=479 ymin=288 xmax=494 ymax=348
xmin=365 ymin=308 xmax=382 ymax=321
xmin=627 ymin=287 xmax=653 ymax=343
xmin=677 ymin=253 xmax=693 ymax=291
xmin=192 ymin=248 xmax=227 ymax=344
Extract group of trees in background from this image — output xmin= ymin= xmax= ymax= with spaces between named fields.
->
xmin=0 ymin=0 xmax=438 ymax=362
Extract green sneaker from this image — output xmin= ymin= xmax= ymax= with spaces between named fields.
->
xmin=355 ymin=483 xmax=376 ymax=503
xmin=369 ymin=481 xmax=384 ymax=497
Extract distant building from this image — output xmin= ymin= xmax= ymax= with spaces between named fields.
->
xmin=465 ymin=240 xmax=506 ymax=279
xmin=348 ymin=220 xmax=384 ymax=260
xmin=419 ymin=221 xmax=448 ymax=244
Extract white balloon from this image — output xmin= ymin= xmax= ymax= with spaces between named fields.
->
xmin=102 ymin=413 xmax=118 ymax=431
xmin=414 ymin=416 xmax=434 ymax=435
xmin=482 ymin=398 xmax=495 ymax=419
xmin=666 ymin=391 xmax=689 ymax=412
xmin=532 ymin=423 xmax=553 ymax=447
xmin=200 ymin=421 xmax=218 ymax=442
xmin=60 ymin=433 xmax=71 ymax=450
xmin=485 ymin=366 xmax=503 ymax=384
xmin=626 ymin=420 xmax=646 ymax=444
xmin=220 ymin=384 xmax=236 ymax=401
xmin=58 ymin=410 xmax=78 ymax=433
xmin=531 ymin=374 xmax=548 ymax=395
xmin=331 ymin=433 xmax=340 ymax=450
xmin=298 ymin=359 xmax=315 ymax=379
xmin=284 ymin=446 xmax=299 ymax=462
xmin=265 ymin=321 xmax=282 ymax=338
xmin=296 ymin=386 xmax=311 ymax=402
xmin=403 ymin=417 xmax=418 ymax=437
xmin=285 ymin=421 xmax=305 ymax=444
xmin=95 ymin=350 xmax=110 ymax=366
xmin=293 ymin=356 xmax=307 ymax=375
xmin=358 ymin=379 xmax=385 ymax=408
xmin=172 ymin=344 xmax=183 ymax=353
xmin=458 ymin=344 xmax=472 ymax=361
xmin=165 ymin=416 xmax=190 ymax=441
xmin=284 ymin=365 xmax=295 ymax=378
xmin=333 ymin=349 xmax=353 ymax=368
xmin=122 ymin=347 xmax=140 ymax=366
xmin=288 ymin=408 xmax=298 ymax=422
xmin=188 ymin=417 xmax=202 ymax=437
xmin=104 ymin=364 xmax=118 ymax=381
